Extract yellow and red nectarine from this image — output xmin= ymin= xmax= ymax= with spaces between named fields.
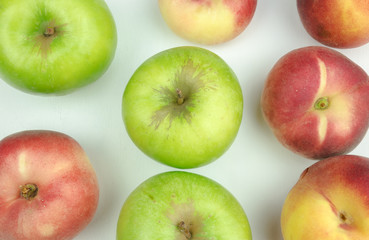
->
xmin=297 ymin=0 xmax=369 ymax=48
xmin=281 ymin=155 xmax=369 ymax=240
xmin=158 ymin=0 xmax=257 ymax=45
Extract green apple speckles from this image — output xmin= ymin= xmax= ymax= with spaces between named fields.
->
xmin=0 ymin=0 xmax=117 ymax=94
xmin=122 ymin=46 xmax=243 ymax=169
xmin=116 ymin=171 xmax=252 ymax=240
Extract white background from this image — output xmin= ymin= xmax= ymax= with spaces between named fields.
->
xmin=1 ymin=1 xmax=369 ymax=240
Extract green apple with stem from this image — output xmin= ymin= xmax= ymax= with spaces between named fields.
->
xmin=116 ymin=171 xmax=252 ymax=240
xmin=122 ymin=46 xmax=243 ymax=169
xmin=0 ymin=0 xmax=117 ymax=95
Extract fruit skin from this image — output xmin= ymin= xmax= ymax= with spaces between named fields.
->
xmin=158 ymin=0 xmax=257 ymax=45
xmin=281 ymin=155 xmax=369 ymax=240
xmin=261 ymin=46 xmax=369 ymax=159
xmin=0 ymin=0 xmax=117 ymax=95
xmin=116 ymin=171 xmax=252 ymax=240
xmin=122 ymin=46 xmax=243 ymax=169
xmin=297 ymin=0 xmax=369 ymax=48
xmin=0 ymin=130 xmax=99 ymax=240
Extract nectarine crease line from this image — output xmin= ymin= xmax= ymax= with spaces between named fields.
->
xmin=316 ymin=58 xmax=327 ymax=95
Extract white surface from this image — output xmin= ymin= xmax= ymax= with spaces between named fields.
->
xmin=1 ymin=1 xmax=369 ymax=240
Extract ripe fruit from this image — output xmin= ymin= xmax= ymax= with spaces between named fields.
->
xmin=158 ymin=0 xmax=257 ymax=45
xmin=122 ymin=46 xmax=243 ymax=168
xmin=0 ymin=130 xmax=99 ymax=240
xmin=281 ymin=155 xmax=369 ymax=240
xmin=261 ymin=46 xmax=369 ymax=159
xmin=297 ymin=0 xmax=369 ymax=48
xmin=0 ymin=0 xmax=117 ymax=94
xmin=117 ymin=171 xmax=252 ymax=239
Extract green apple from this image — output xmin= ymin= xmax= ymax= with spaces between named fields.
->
xmin=116 ymin=171 xmax=252 ymax=240
xmin=0 ymin=0 xmax=117 ymax=95
xmin=122 ymin=46 xmax=243 ymax=169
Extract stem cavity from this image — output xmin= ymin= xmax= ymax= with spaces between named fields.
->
xmin=34 ymin=20 xmax=66 ymax=59
xmin=339 ymin=211 xmax=353 ymax=225
xmin=20 ymin=183 xmax=38 ymax=200
xmin=177 ymin=221 xmax=192 ymax=239
xmin=43 ymin=26 xmax=55 ymax=37
xmin=176 ymin=88 xmax=185 ymax=105
xmin=314 ymin=97 xmax=330 ymax=110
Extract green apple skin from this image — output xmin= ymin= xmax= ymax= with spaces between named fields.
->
xmin=116 ymin=171 xmax=252 ymax=240
xmin=0 ymin=0 xmax=117 ymax=95
xmin=122 ymin=46 xmax=243 ymax=169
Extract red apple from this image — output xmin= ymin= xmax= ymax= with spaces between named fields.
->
xmin=297 ymin=0 xmax=369 ymax=48
xmin=0 ymin=130 xmax=99 ymax=240
xmin=158 ymin=0 xmax=257 ymax=45
xmin=261 ymin=46 xmax=369 ymax=159
xmin=281 ymin=155 xmax=369 ymax=239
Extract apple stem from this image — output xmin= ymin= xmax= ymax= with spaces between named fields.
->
xmin=20 ymin=183 xmax=38 ymax=200
xmin=177 ymin=221 xmax=192 ymax=239
xmin=43 ymin=27 xmax=55 ymax=37
xmin=176 ymin=89 xmax=185 ymax=105
xmin=314 ymin=97 xmax=329 ymax=110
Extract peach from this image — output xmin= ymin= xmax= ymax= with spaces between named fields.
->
xmin=281 ymin=155 xmax=369 ymax=240
xmin=297 ymin=0 xmax=369 ymax=48
xmin=158 ymin=0 xmax=257 ymax=45
xmin=261 ymin=46 xmax=369 ymax=159
xmin=0 ymin=130 xmax=99 ymax=240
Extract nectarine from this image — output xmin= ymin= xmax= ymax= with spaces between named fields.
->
xmin=297 ymin=0 xmax=369 ymax=48
xmin=158 ymin=0 xmax=257 ymax=45
xmin=281 ymin=155 xmax=369 ymax=240
xmin=261 ymin=46 xmax=369 ymax=159
xmin=0 ymin=130 xmax=99 ymax=240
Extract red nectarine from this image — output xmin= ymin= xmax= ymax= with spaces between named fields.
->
xmin=261 ymin=46 xmax=369 ymax=159
xmin=297 ymin=0 xmax=369 ymax=48
xmin=0 ymin=130 xmax=99 ymax=240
